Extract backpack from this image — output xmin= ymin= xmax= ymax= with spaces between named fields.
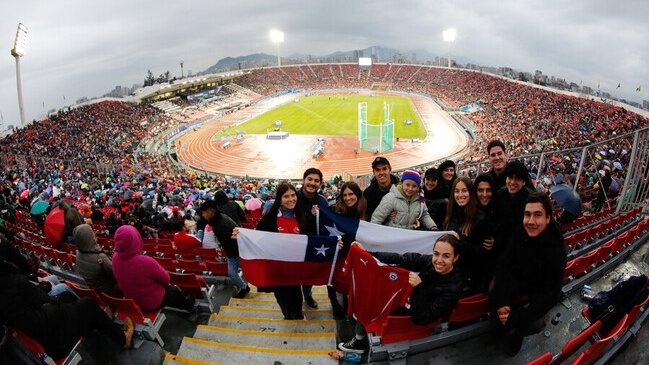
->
xmin=588 ymin=274 xmax=648 ymax=333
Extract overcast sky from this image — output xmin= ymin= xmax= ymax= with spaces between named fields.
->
xmin=1 ymin=0 xmax=647 ymax=127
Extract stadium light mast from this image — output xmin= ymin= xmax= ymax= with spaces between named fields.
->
xmin=11 ymin=23 xmax=28 ymax=127
xmin=270 ymin=29 xmax=284 ymax=67
xmin=442 ymin=28 xmax=456 ymax=68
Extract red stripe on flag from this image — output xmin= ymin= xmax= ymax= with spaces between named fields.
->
xmin=241 ymin=258 xmax=334 ymax=287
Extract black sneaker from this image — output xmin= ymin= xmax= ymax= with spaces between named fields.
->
xmin=233 ymin=286 xmax=250 ymax=299
xmin=305 ymin=295 xmax=318 ymax=309
xmin=338 ymin=337 xmax=368 ymax=354
xmin=504 ymin=334 xmax=523 ymax=356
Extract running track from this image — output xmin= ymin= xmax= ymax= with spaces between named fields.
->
xmin=177 ymin=91 xmax=469 ymax=180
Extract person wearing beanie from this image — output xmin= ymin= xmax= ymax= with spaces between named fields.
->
xmin=370 ymin=169 xmax=437 ymax=230
xmin=423 ymin=167 xmax=448 ymax=227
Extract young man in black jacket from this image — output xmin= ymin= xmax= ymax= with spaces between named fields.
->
xmin=363 ymin=157 xmax=399 ymax=220
xmin=493 ymin=160 xmax=536 ymax=256
xmin=492 ymin=192 xmax=567 ymax=356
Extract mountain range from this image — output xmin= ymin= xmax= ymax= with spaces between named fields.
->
xmin=202 ymin=46 xmax=474 ymax=73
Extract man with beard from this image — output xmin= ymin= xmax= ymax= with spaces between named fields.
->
xmin=296 ymin=168 xmax=329 ymax=309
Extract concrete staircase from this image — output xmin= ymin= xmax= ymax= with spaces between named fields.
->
xmin=164 ymin=286 xmax=338 ymax=365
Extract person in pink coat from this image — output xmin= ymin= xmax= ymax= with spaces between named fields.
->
xmin=112 ymin=225 xmax=194 ymax=312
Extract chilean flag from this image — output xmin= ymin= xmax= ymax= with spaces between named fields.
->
xmin=318 ymin=207 xmax=450 ymax=255
xmin=238 ymin=228 xmax=340 ymax=287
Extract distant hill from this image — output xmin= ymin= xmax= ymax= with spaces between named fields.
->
xmin=203 ymin=53 xmax=278 ymax=73
xmin=202 ymin=45 xmax=475 ymax=73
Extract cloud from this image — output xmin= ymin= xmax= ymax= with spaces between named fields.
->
xmin=0 ymin=0 xmax=647 ymax=126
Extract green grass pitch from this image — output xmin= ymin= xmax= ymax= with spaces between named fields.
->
xmin=214 ymin=94 xmax=427 ymax=139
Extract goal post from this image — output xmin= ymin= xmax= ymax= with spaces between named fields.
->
xmin=358 ymin=101 xmax=394 ymax=153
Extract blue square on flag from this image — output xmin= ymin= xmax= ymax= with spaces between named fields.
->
xmin=304 ymin=236 xmax=338 ymax=262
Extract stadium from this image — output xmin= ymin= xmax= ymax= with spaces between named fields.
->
xmin=1 ymin=6 xmax=649 ymax=365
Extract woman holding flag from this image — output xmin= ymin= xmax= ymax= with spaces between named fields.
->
xmin=255 ymin=182 xmax=309 ymax=320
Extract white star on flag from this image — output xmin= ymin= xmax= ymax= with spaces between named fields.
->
xmin=325 ymin=223 xmax=345 ymax=237
xmin=315 ymin=244 xmax=330 ymax=256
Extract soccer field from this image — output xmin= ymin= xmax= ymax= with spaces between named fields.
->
xmin=215 ymin=94 xmax=427 ymax=139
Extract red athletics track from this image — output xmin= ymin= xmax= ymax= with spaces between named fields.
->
xmin=176 ymin=91 xmax=469 ymax=180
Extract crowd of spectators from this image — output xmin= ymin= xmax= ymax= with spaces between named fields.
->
xmin=0 ymin=63 xmax=646 ymax=361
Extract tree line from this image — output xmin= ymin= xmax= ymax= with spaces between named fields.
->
xmin=143 ymin=70 xmax=175 ymax=87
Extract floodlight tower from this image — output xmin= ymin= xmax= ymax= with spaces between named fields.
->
xmin=270 ymin=29 xmax=284 ymax=67
xmin=442 ymin=28 xmax=456 ymax=68
xmin=11 ymin=23 xmax=28 ymax=127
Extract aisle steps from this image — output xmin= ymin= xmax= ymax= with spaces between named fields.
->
xmin=165 ymin=285 xmax=338 ymax=365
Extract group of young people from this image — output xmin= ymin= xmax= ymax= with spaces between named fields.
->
xmin=229 ymin=140 xmax=566 ymax=357
xmin=0 ymin=138 xmax=568 ymax=360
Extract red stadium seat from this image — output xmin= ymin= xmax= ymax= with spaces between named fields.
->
xmin=525 ymin=352 xmax=552 ymax=365
xmin=594 ymin=239 xmax=616 ymax=263
xmin=571 ymin=250 xmax=597 ymax=277
xmin=627 ymin=291 xmax=649 ymax=325
xmin=13 ymin=328 xmax=81 ymax=365
xmin=169 ymin=272 xmax=214 ymax=312
xmin=629 ymin=225 xmax=642 ymax=241
xmin=203 ymin=259 xmax=228 ymax=276
xmin=54 ymin=250 xmax=76 ymax=270
xmin=67 ymin=282 xmax=107 ymax=308
xmin=615 ymin=232 xmax=630 ymax=252
xmin=552 ymin=320 xmax=601 ymax=364
xmin=142 ymin=243 xmax=157 ymax=254
xmin=156 ymin=244 xmax=176 ymax=258
xmin=569 ymin=315 xmax=629 ymax=365
xmin=564 ymin=234 xmax=580 ymax=249
xmin=41 ymin=246 xmax=58 ymax=266
xmin=563 ymin=260 xmax=575 ymax=282
xmin=377 ymin=316 xmax=441 ymax=345
xmin=613 ymin=235 xmax=627 ymax=253
xmin=177 ymin=259 xmax=206 ymax=274
xmin=448 ymin=293 xmax=490 ymax=324
xmin=197 ymin=247 xmax=219 ymax=261
xmin=153 ymin=256 xmax=178 ymax=272
xmin=100 ymin=293 xmax=166 ymax=346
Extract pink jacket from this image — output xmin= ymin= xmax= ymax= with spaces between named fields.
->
xmin=112 ymin=225 xmax=169 ymax=311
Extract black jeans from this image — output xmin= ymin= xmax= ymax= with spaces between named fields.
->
xmin=274 ymin=286 xmax=303 ymax=319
